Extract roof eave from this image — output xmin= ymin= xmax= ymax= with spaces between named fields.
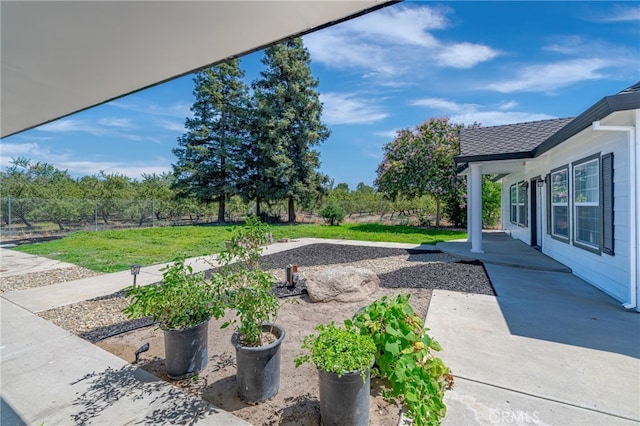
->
xmin=454 ymin=151 xmax=534 ymax=164
xmin=534 ymin=91 xmax=640 ymax=157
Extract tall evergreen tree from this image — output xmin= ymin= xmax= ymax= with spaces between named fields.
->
xmin=172 ymin=58 xmax=250 ymax=223
xmin=251 ymin=38 xmax=330 ymax=223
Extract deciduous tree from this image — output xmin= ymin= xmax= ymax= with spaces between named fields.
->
xmin=375 ymin=118 xmax=473 ymax=226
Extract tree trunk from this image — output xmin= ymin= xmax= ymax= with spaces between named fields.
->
xmin=288 ymin=197 xmax=296 ymax=223
xmin=435 ymin=197 xmax=441 ymax=227
xmin=218 ymin=195 xmax=226 ymax=223
xmin=255 ymin=196 xmax=261 ymax=217
xmin=18 ymin=214 xmax=33 ymax=229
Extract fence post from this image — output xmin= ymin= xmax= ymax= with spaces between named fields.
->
xmin=94 ymin=199 xmax=98 ymax=231
xmin=8 ymin=195 xmax=12 ymax=236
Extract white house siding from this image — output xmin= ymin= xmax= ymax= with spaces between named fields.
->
xmin=499 ymin=126 xmax=631 ymax=303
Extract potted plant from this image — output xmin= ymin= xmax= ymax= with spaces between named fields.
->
xmin=295 ymin=322 xmax=376 ymax=426
xmin=217 ymin=216 xmax=285 ymax=402
xmin=351 ymin=294 xmax=454 ymax=426
xmin=122 ymin=256 xmax=225 ymax=379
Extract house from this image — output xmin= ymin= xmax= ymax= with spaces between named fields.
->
xmin=455 ymin=82 xmax=640 ymax=312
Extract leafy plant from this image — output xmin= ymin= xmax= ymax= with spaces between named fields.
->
xmin=122 ymin=256 xmax=225 ymax=330
xmin=295 ymin=322 xmax=376 ymax=381
xmin=350 ymin=294 xmax=453 ymax=426
xmin=216 ymin=216 xmax=279 ymax=347
xmin=319 ymin=202 xmax=345 ymax=225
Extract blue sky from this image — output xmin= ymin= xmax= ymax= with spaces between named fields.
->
xmin=1 ymin=1 xmax=639 ymax=189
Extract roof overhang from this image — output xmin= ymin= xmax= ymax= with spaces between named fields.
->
xmin=1 ymin=0 xmax=398 ymax=138
xmin=454 ymin=84 xmax=640 ymax=176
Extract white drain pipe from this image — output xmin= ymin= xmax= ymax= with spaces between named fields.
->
xmin=592 ymin=118 xmax=638 ymax=311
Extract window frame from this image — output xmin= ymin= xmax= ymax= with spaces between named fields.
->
xmin=572 ymin=154 xmax=601 ymax=254
xmin=549 ymin=165 xmax=570 ymax=242
xmin=510 ymin=184 xmax=517 ymax=225
xmin=516 ymin=181 xmax=527 ymax=227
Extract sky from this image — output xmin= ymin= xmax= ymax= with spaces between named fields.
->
xmin=1 ymin=1 xmax=639 ymax=190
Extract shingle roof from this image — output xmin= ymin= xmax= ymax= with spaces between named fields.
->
xmin=458 ymin=118 xmax=574 ymax=161
xmin=455 ymin=81 xmax=640 ymax=164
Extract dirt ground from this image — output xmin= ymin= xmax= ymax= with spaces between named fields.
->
xmin=97 ymin=287 xmax=432 ymax=426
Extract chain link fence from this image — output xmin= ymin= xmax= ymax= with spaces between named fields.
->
xmin=0 ymin=197 xmax=227 ymax=238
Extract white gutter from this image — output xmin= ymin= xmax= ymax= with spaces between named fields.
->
xmin=592 ymin=119 xmax=638 ymax=311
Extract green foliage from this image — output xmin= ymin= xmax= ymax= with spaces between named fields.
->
xmin=251 ymin=38 xmax=330 ymax=222
xmin=295 ymin=322 xmax=376 ymax=381
xmin=376 ymin=118 xmax=480 ymax=226
xmin=319 ymin=202 xmax=345 ymax=225
xmin=122 ymin=256 xmax=225 ymax=330
xmin=351 ymin=294 xmax=453 ymax=426
xmin=215 ymin=216 xmax=279 ymax=347
xmin=173 ymin=59 xmax=251 ymax=223
xmin=482 ymin=176 xmax=502 ymax=227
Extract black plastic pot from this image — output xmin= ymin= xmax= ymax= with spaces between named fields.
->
xmin=318 ymin=366 xmax=371 ymax=426
xmin=163 ymin=319 xmax=209 ymax=380
xmin=231 ymin=323 xmax=286 ymax=402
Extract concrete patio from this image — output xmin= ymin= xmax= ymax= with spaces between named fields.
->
xmin=1 ymin=233 xmax=639 ymax=425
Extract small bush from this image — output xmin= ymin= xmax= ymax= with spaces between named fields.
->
xmin=319 ymin=203 xmax=345 ymax=225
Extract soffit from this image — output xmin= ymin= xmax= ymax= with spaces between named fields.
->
xmin=1 ymin=0 xmax=396 ymax=138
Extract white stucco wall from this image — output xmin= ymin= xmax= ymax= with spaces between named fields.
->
xmin=500 ymin=122 xmax=631 ymax=303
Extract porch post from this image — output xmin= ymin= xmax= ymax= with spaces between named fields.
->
xmin=470 ymin=163 xmax=484 ymax=253
xmin=466 ymin=174 xmax=472 ymax=242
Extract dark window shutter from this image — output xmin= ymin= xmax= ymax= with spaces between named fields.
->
xmin=601 ymin=153 xmax=614 ymax=255
xmin=545 ymin=173 xmax=551 ymax=234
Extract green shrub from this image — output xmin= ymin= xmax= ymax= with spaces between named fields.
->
xmin=350 ymin=294 xmax=453 ymax=426
xmin=122 ymin=256 xmax=225 ymax=330
xmin=216 ymin=216 xmax=279 ymax=347
xmin=295 ymin=322 xmax=376 ymax=381
xmin=319 ymin=202 xmax=345 ymax=225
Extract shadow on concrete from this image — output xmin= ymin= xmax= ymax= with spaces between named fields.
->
xmin=70 ymin=365 xmax=222 ymax=425
xmin=437 ymin=232 xmax=640 ymax=359
xmin=491 ymin=265 xmax=640 ymax=359
xmin=1 ymin=397 xmax=26 ymax=426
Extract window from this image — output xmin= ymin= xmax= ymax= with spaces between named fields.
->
xmin=573 ymin=156 xmax=600 ymax=251
xmin=510 ymin=181 xmax=527 ymax=226
xmin=517 ymin=181 xmax=527 ymax=227
xmin=550 ymin=167 xmax=569 ymax=240
xmin=510 ymin=184 xmax=517 ymax=224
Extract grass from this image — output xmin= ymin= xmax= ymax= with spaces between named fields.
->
xmin=12 ymin=223 xmax=466 ymax=272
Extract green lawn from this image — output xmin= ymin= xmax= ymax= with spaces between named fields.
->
xmin=13 ymin=223 xmax=466 ymax=272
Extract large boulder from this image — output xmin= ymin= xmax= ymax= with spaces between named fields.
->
xmin=305 ymin=266 xmax=380 ymax=303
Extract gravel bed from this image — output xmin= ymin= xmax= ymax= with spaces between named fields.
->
xmin=33 ymin=244 xmax=494 ymax=343
xmin=0 ymin=267 xmax=102 ymax=293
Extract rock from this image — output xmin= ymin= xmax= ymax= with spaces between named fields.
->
xmin=305 ymin=266 xmax=379 ymax=303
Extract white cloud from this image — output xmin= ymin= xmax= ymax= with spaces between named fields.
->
xmin=320 ymin=92 xmax=389 ymax=125
xmin=97 ymin=117 xmax=134 ymax=128
xmin=487 ymin=58 xmax=609 ymax=93
xmin=450 ymin=111 xmax=556 ymax=127
xmin=38 ymin=119 xmax=105 ymax=135
xmin=373 ymin=129 xmax=399 ymax=139
xmin=436 ymin=42 xmax=500 ymax=69
xmin=304 ymin=4 xmax=500 ymax=81
xmin=589 ymin=5 xmax=640 ymax=23
xmin=158 ymin=120 xmax=185 ymax=132
xmin=410 ymin=97 xmax=556 ymax=126
xmin=410 ymin=98 xmax=478 ymax=113
xmin=498 ymin=100 xmax=518 ymax=110
xmin=343 ymin=5 xmax=447 ymax=47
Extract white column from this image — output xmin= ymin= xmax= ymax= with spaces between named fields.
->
xmin=466 ymin=174 xmax=472 ymax=242
xmin=470 ymin=163 xmax=484 ymax=253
